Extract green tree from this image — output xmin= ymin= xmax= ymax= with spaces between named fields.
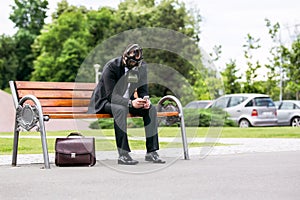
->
xmin=31 ymin=0 xmax=206 ymax=102
xmin=9 ymin=0 xmax=48 ymax=35
xmin=264 ymin=19 xmax=282 ymax=100
xmin=191 ymin=45 xmax=224 ymax=100
xmin=282 ymin=36 xmax=300 ymax=100
xmin=0 ymin=35 xmax=18 ymax=89
xmin=10 ymin=0 xmax=48 ymax=35
xmin=112 ymin=0 xmax=204 ymax=99
xmin=87 ymin=7 xmax=116 ymax=45
xmin=221 ymin=59 xmax=242 ymax=94
xmin=13 ymin=30 xmax=36 ymax=81
xmin=32 ymin=9 xmax=91 ymax=81
xmin=9 ymin=0 xmax=48 ymax=81
xmin=241 ymin=34 xmax=263 ymax=93
xmin=51 ymin=0 xmax=71 ymax=20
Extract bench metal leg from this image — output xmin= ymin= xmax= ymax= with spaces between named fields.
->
xmin=12 ymin=122 xmax=20 ymax=166
xmin=38 ymin=115 xmax=50 ymax=169
xmin=12 ymin=95 xmax=50 ymax=169
xmin=179 ymin=111 xmax=189 ymax=160
xmin=158 ymin=95 xmax=189 ymax=160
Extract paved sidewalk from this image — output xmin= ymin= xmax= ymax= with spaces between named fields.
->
xmin=1 ymin=138 xmax=300 ymax=165
xmin=1 ymin=138 xmax=300 ymax=200
xmin=1 ymin=151 xmax=299 ymax=200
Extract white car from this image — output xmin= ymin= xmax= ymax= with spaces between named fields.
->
xmin=210 ymin=93 xmax=277 ymax=128
xmin=275 ymin=100 xmax=300 ymax=127
xmin=185 ymin=100 xmax=213 ymax=109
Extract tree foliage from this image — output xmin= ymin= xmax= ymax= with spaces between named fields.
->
xmin=2 ymin=0 xmax=298 ymax=103
xmin=10 ymin=0 xmax=48 ymax=35
xmin=264 ymin=19 xmax=281 ymax=99
xmin=0 ymin=35 xmax=18 ymax=89
xmin=221 ymin=59 xmax=242 ymax=94
xmin=9 ymin=0 xmax=48 ymax=82
xmin=241 ymin=34 xmax=263 ymax=93
xmin=32 ymin=9 xmax=91 ymax=81
xmin=30 ymin=0 xmax=210 ymax=103
xmin=282 ymin=36 xmax=300 ymax=100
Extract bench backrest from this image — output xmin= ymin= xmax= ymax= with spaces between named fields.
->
xmin=11 ymin=81 xmax=96 ymax=115
xmin=10 ymin=81 xmax=179 ymax=119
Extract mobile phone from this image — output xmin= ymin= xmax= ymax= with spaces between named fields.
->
xmin=143 ymin=96 xmax=149 ymax=100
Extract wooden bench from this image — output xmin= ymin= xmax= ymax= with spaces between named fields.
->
xmin=9 ymin=81 xmax=189 ymax=169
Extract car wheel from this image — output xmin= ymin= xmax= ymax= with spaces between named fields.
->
xmin=291 ymin=117 xmax=300 ymax=127
xmin=239 ymin=119 xmax=250 ymax=128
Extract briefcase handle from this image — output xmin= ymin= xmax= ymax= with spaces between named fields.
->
xmin=67 ymin=132 xmax=84 ymax=138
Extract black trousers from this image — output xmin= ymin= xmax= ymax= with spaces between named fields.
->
xmin=103 ymin=103 xmax=159 ymax=155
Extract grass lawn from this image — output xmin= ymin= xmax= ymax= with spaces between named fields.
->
xmin=0 ymin=127 xmax=299 ymax=155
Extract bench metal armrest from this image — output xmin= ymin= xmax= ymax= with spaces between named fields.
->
xmin=9 ymin=81 xmax=50 ymax=169
xmin=157 ymin=95 xmax=189 ymax=160
xmin=16 ymin=94 xmax=45 ymax=131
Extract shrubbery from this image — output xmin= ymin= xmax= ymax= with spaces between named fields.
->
xmin=183 ymin=108 xmax=237 ymax=127
xmin=89 ymin=118 xmax=144 ymax=129
xmin=89 ymin=107 xmax=236 ymax=129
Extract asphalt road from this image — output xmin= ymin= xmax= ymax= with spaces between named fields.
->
xmin=1 ymin=151 xmax=299 ymax=200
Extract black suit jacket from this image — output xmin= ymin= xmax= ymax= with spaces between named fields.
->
xmin=87 ymin=56 xmax=149 ymax=114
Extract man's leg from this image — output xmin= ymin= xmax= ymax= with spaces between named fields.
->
xmin=129 ymin=105 xmax=159 ymax=152
xmin=104 ymin=103 xmax=138 ymax=165
xmin=104 ymin=103 xmax=130 ymax=155
xmin=130 ymin=105 xmax=165 ymax=163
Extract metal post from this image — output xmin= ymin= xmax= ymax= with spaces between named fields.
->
xmin=179 ymin=111 xmax=189 ymax=160
xmin=38 ymin=111 xmax=50 ymax=169
xmin=279 ymin=64 xmax=283 ymax=101
xmin=12 ymin=122 xmax=20 ymax=166
xmin=94 ymin=64 xmax=101 ymax=84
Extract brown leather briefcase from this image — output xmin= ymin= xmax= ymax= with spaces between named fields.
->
xmin=55 ymin=133 xmax=96 ymax=167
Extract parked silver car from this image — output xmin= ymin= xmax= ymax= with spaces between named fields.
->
xmin=185 ymin=100 xmax=213 ymax=109
xmin=210 ymin=93 xmax=277 ymax=128
xmin=274 ymin=100 xmax=300 ymax=127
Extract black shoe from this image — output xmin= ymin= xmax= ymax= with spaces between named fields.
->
xmin=118 ymin=153 xmax=139 ymax=165
xmin=145 ymin=151 xmax=166 ymax=164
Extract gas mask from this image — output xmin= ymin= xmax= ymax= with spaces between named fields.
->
xmin=123 ymin=44 xmax=143 ymax=70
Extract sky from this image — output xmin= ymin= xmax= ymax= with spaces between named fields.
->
xmin=1 ymin=0 xmax=300 ymax=77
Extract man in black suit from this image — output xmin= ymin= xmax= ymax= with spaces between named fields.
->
xmin=88 ymin=44 xmax=165 ymax=165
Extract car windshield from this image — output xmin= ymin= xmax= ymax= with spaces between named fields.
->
xmin=253 ymin=97 xmax=275 ymax=107
xmin=185 ymin=101 xmax=211 ymax=109
xmin=228 ymin=96 xmax=248 ymax=107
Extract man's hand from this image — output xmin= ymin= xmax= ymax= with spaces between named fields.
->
xmin=143 ymin=98 xmax=150 ymax=109
xmin=132 ymin=98 xmax=146 ymax=109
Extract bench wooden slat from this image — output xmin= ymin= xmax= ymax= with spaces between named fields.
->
xmin=17 ymin=90 xmax=93 ymax=99
xmin=39 ymin=99 xmax=91 ymax=107
xmin=15 ymin=81 xmax=96 ymax=90
xmin=47 ymin=112 xmax=180 ymax=119
xmin=22 ymin=99 xmax=90 ymax=108
xmin=42 ymin=106 xmax=179 ymax=116
xmin=43 ymin=107 xmax=88 ymax=114
xmin=48 ymin=113 xmax=113 ymax=119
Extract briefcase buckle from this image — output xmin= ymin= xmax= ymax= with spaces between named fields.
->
xmin=71 ymin=153 xmax=76 ymax=158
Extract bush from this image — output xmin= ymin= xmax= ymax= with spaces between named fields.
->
xmin=89 ymin=97 xmax=163 ymax=129
xmin=89 ymin=118 xmax=144 ymax=129
xmin=89 ymin=118 xmax=114 ymax=129
xmin=184 ymin=108 xmax=237 ymax=127
xmin=88 ymin=96 xmax=237 ymax=129
xmin=89 ymin=107 xmax=237 ymax=129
